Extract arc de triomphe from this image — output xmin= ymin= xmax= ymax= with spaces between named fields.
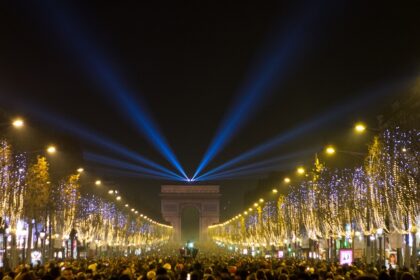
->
xmin=160 ymin=185 xmax=220 ymax=242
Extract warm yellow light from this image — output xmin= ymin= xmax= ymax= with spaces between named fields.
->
xmin=108 ymin=190 xmax=114 ymax=194
xmin=116 ymin=196 xmax=121 ymax=201
xmin=253 ymin=202 xmax=258 ymax=207
xmin=125 ymin=204 xmax=129 ymax=207
xmin=354 ymin=123 xmax=366 ymax=133
xmin=12 ymin=118 xmax=24 ymax=128
xmin=259 ymin=198 xmax=264 ymax=203
xmin=297 ymin=167 xmax=305 ymax=175
xmin=284 ymin=177 xmax=291 ymax=183
xmin=402 ymin=147 xmax=407 ymax=152
xmin=135 ymin=210 xmax=138 ymax=214
xmin=248 ymin=208 xmax=253 ymax=211
xmin=131 ymin=208 xmax=135 ymax=212
xmin=46 ymin=145 xmax=56 ymax=154
xmin=325 ymin=145 xmax=336 ymax=155
xmin=272 ymin=189 xmax=278 ymax=194
xmin=77 ymin=168 xmax=84 ymax=173
xmin=244 ymin=211 xmax=248 ymax=215
xmin=95 ymin=180 xmax=101 ymax=186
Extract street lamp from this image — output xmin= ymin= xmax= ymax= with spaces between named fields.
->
xmin=284 ymin=177 xmax=291 ymax=183
xmin=46 ymin=145 xmax=56 ymax=154
xmin=12 ymin=118 xmax=24 ymax=128
xmin=297 ymin=167 xmax=305 ymax=175
xmin=95 ymin=180 xmax=101 ymax=186
xmin=77 ymin=168 xmax=84 ymax=173
xmin=325 ymin=145 xmax=336 ymax=155
xmin=354 ymin=122 xmax=366 ymax=133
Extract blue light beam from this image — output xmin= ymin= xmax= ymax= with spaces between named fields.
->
xmin=201 ymin=77 xmax=414 ymax=178
xmin=84 ymin=152 xmax=184 ymax=181
xmin=196 ymin=147 xmax=319 ymax=181
xmin=31 ymin=1 xmax=188 ymax=179
xmin=86 ymin=166 xmax=178 ymax=181
xmin=0 ymin=97 xmax=181 ymax=179
xmin=193 ymin=1 xmax=336 ymax=179
xmin=197 ymin=161 xmax=296 ymax=182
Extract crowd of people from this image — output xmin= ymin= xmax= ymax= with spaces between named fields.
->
xmin=0 ymin=246 xmax=419 ymax=280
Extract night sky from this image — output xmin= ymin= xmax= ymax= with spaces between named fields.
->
xmin=0 ymin=0 xmax=419 ymax=220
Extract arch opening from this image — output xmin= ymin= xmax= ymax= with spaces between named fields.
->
xmin=181 ymin=206 xmax=200 ymax=243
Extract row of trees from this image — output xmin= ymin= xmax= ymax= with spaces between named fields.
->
xmin=209 ymin=127 xmax=419 ymax=267
xmin=0 ymin=139 xmax=172 ymax=266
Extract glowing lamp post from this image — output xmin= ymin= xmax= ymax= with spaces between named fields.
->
xmin=325 ymin=145 xmax=336 ymax=155
xmin=297 ymin=167 xmax=305 ymax=175
xmin=46 ymin=145 xmax=56 ymax=154
xmin=12 ymin=118 xmax=24 ymax=128
xmin=354 ymin=123 xmax=366 ymax=133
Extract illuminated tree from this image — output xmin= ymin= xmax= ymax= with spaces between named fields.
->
xmin=23 ymin=156 xmax=50 ymax=263
xmin=0 ymin=140 xmax=13 ymax=225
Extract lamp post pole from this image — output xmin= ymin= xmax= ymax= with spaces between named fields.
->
xmin=40 ymin=230 xmax=46 ymax=264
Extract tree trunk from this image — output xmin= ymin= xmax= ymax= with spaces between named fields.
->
xmin=26 ymin=221 xmax=33 ymax=264
xmin=404 ymin=233 xmax=411 ymax=268
xmin=10 ymin=233 xmax=18 ymax=268
xmin=411 ymin=232 xmax=416 ymax=270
